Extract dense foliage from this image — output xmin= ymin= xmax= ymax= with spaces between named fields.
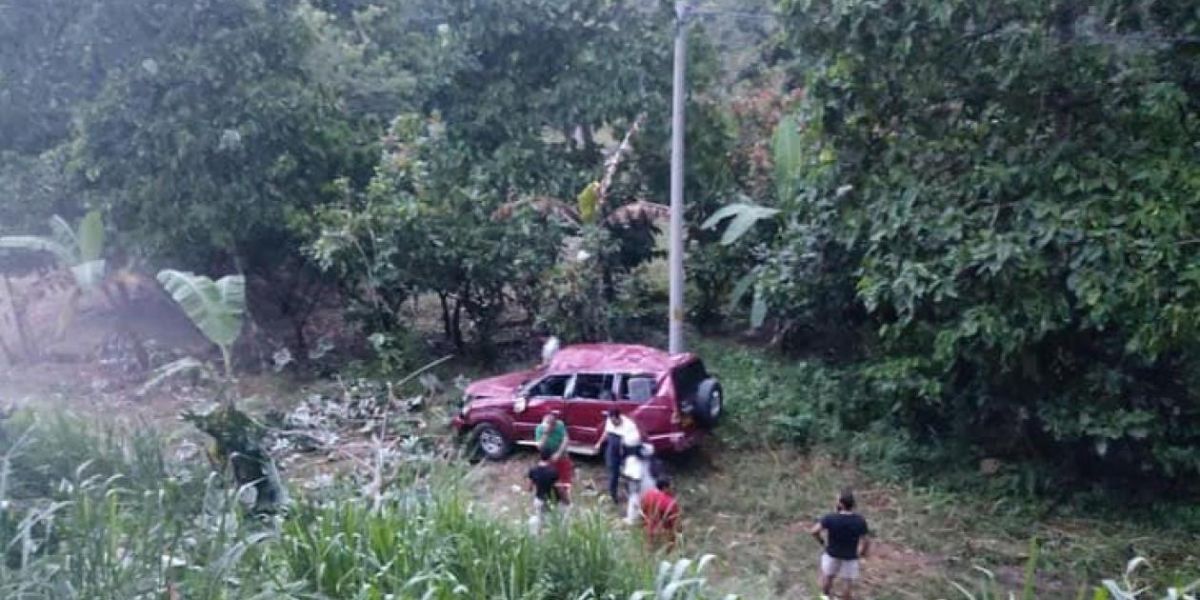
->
xmin=310 ymin=114 xmax=565 ymax=351
xmin=5 ymin=0 xmax=1200 ymax=494
xmin=738 ymin=0 xmax=1200 ymax=484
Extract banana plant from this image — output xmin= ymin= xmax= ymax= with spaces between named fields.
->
xmin=147 ymin=270 xmax=286 ymax=514
xmin=628 ymin=555 xmax=737 ymax=600
xmin=141 ymin=269 xmax=246 ymax=396
xmin=0 ymin=210 xmax=106 ymax=337
xmin=155 ymin=269 xmax=246 ymax=381
xmin=699 ymin=114 xmax=808 ymax=329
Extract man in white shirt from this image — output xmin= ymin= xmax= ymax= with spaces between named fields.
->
xmin=593 ymin=409 xmax=642 ymax=505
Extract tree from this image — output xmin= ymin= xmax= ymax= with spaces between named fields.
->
xmin=423 ymin=0 xmax=675 ymax=198
xmin=759 ymin=0 xmax=1200 ymax=482
xmin=66 ymin=0 xmax=377 ymax=359
xmin=310 ymin=114 xmax=565 ymax=352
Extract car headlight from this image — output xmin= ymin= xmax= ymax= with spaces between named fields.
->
xmin=460 ymin=394 xmax=472 ymax=416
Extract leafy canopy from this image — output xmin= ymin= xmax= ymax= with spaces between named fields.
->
xmin=763 ymin=0 xmax=1200 ymax=480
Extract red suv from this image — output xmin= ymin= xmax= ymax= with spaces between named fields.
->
xmin=452 ymin=343 xmax=723 ymax=460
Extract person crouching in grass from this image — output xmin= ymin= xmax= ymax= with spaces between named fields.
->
xmin=535 ymin=411 xmax=572 ymax=504
xmin=527 ymin=447 xmax=560 ymax=534
xmin=640 ymin=476 xmax=681 ymax=551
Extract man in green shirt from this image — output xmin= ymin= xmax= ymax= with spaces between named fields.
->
xmin=535 ymin=412 xmax=572 ymax=504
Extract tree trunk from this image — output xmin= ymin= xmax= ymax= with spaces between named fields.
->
xmin=293 ymin=319 xmax=308 ymax=366
xmin=438 ymin=292 xmax=452 ymax=342
xmin=103 ymin=280 xmax=150 ymax=370
xmin=451 ymin=297 xmax=464 ymax=350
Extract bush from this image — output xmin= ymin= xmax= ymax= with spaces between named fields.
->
xmin=693 ymin=339 xmax=861 ymax=449
xmin=732 ymin=0 xmax=1200 ymax=486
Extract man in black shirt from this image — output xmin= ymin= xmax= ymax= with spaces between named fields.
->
xmin=810 ymin=489 xmax=871 ymax=600
xmin=527 ymin=448 xmax=559 ymax=533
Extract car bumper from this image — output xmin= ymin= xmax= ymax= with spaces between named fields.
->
xmin=451 ymin=415 xmax=467 ymax=432
xmin=647 ymin=429 xmax=703 ymax=454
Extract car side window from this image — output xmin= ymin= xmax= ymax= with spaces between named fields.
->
xmin=528 ymin=375 xmax=570 ymax=398
xmin=572 ymin=374 xmax=615 ymax=400
xmin=617 ymin=374 xmax=656 ymax=403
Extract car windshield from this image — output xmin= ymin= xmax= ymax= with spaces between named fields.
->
xmin=526 ymin=374 xmax=570 ymax=398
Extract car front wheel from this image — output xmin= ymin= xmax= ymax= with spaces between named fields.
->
xmin=471 ymin=422 xmax=512 ymax=461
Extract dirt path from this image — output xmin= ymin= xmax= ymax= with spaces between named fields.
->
xmin=457 ymin=443 xmax=953 ymax=599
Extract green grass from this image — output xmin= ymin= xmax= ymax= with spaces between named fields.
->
xmin=0 ymin=410 xmax=728 ymax=600
xmin=683 ymin=338 xmax=1200 ymax=597
xmin=5 ymin=336 xmax=1197 ymax=599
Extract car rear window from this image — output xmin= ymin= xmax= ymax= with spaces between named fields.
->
xmin=617 ymin=374 xmax=656 ymax=403
xmin=672 ymin=360 xmax=709 ymax=402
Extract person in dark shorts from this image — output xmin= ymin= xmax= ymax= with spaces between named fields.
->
xmin=527 ymin=447 xmax=559 ymax=533
xmin=535 ymin=411 xmax=573 ymax=504
xmin=810 ymin=489 xmax=871 ymax=600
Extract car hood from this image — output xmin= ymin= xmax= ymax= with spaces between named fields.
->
xmin=465 ymin=370 xmax=537 ymax=401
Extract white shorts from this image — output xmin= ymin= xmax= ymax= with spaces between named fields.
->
xmin=821 ymin=554 xmax=860 ymax=581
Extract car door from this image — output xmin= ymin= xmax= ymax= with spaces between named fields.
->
xmin=616 ymin=372 xmax=672 ymax=436
xmin=513 ymin=373 xmax=571 ymax=441
xmin=564 ymin=373 xmax=616 ymax=448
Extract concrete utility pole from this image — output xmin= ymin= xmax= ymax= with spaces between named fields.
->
xmin=668 ymin=1 xmax=690 ymax=355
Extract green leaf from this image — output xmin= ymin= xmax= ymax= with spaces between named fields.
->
xmin=577 ymin=181 xmax=600 ymax=224
xmin=138 ymin=357 xmax=211 ymax=396
xmin=0 ymin=235 xmax=74 ymax=264
xmin=728 ymin=272 xmax=756 ymax=313
xmin=157 ymin=269 xmax=246 ymax=351
xmin=773 ymin=115 xmax=802 ymax=202
xmin=700 ymin=203 xmax=780 ymax=245
xmin=1022 ymin=538 xmax=1039 ymax=600
xmin=76 ymin=210 xmax=105 ymax=262
xmin=48 ymin=215 xmax=78 ymax=256
xmin=750 ymin=286 xmax=768 ymax=328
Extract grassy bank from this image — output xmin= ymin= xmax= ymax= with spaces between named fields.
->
xmin=0 ymin=412 xmax=722 ymax=600
xmin=685 ymin=338 xmax=1200 ymax=596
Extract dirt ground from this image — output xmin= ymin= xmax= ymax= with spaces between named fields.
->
xmin=457 ymin=442 xmax=956 ymax=599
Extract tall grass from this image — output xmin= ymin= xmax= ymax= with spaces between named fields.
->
xmin=0 ymin=411 xmax=728 ymax=599
xmin=276 ymin=486 xmax=657 ymax=599
xmin=692 ymin=339 xmax=1200 ymax=595
xmin=954 ymin=553 xmax=1200 ymax=600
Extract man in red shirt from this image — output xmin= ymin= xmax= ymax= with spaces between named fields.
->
xmin=640 ymin=476 xmax=680 ymax=550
